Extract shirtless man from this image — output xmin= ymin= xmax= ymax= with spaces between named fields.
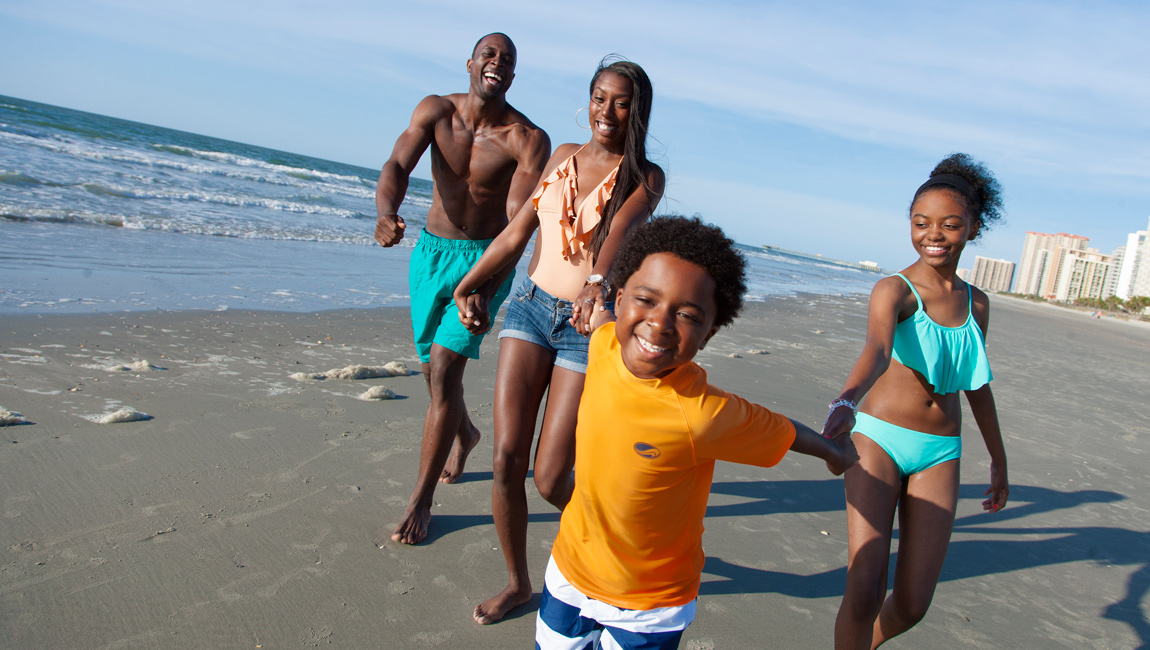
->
xmin=375 ymin=33 xmax=549 ymax=546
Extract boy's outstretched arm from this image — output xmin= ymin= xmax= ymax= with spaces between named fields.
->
xmin=788 ymin=419 xmax=859 ymax=476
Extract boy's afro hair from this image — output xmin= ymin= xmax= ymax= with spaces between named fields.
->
xmin=610 ymin=215 xmax=747 ymax=328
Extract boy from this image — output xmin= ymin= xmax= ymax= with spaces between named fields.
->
xmin=536 ymin=216 xmax=859 ymax=649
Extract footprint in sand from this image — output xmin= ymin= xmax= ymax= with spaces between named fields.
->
xmin=5 ymin=495 xmax=34 ymax=518
xmin=231 ymin=426 xmax=276 ymax=440
xmin=411 ymin=631 xmax=453 ymax=645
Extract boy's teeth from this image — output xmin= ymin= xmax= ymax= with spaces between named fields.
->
xmin=638 ymin=338 xmax=667 ymax=353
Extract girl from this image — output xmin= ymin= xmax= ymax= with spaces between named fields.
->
xmin=825 ymin=154 xmax=1009 ymax=648
xmin=453 ymin=58 xmax=664 ymax=625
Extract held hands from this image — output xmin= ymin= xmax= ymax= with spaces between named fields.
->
xmin=569 ymin=284 xmax=608 ymax=337
xmin=790 ymin=420 xmax=858 ymax=476
xmin=588 ymin=302 xmax=615 ymax=331
xmin=824 ymin=432 xmax=859 ymax=476
xmin=454 ymin=290 xmax=491 ymax=335
xmin=982 ymin=461 xmax=1009 ymax=513
xmin=818 ymin=401 xmax=859 ymax=476
xmin=374 ymin=213 xmax=406 ymax=247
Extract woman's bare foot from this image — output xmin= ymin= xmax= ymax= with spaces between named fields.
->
xmin=472 ymin=583 xmax=532 ymax=625
xmin=440 ymin=421 xmax=480 ymax=484
xmin=390 ymin=504 xmax=431 ymax=545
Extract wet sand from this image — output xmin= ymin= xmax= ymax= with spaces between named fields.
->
xmin=1 ymin=295 xmax=1147 ymax=649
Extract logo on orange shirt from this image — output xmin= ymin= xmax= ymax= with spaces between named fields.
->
xmin=633 ymin=442 xmax=661 ymax=459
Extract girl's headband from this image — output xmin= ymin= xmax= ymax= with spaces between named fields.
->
xmin=916 ymin=174 xmax=975 ymax=202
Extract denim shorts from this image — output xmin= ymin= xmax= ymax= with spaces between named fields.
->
xmin=499 ymin=279 xmax=610 ymax=374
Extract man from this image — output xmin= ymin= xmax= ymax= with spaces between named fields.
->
xmin=375 ymin=33 xmax=549 ymax=545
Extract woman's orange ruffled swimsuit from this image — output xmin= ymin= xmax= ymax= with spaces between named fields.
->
xmin=527 ymin=143 xmax=620 ymax=300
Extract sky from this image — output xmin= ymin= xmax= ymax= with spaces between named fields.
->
xmin=2 ymin=0 xmax=1148 ymax=271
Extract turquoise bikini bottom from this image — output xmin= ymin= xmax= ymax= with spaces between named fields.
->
xmin=853 ymin=412 xmax=961 ymax=478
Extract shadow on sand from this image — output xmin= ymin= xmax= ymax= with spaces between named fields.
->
xmin=696 ymin=479 xmax=1149 ymax=647
xmin=410 ymin=475 xmax=1147 ymax=645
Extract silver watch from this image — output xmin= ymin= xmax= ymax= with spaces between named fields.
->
xmin=585 ymin=274 xmax=610 ymax=293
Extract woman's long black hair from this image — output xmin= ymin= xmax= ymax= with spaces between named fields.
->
xmin=587 ymin=57 xmax=661 ymax=263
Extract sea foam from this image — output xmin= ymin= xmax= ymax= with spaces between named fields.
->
xmin=85 ymin=407 xmax=152 ymax=424
xmin=290 ymin=362 xmax=413 ymax=381
xmin=0 ymin=407 xmax=30 ymax=426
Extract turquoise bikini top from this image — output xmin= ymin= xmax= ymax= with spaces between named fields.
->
xmin=890 ymin=273 xmax=992 ymax=395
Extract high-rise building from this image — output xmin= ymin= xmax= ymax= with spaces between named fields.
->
xmin=1133 ymin=243 xmax=1150 ymax=300
xmin=1016 ymin=232 xmax=1090 ymax=298
xmin=1104 ymin=245 xmax=1125 ymax=298
xmin=1115 ymin=217 xmax=1150 ymax=299
xmin=1053 ymin=249 xmax=1111 ymax=303
xmin=970 ymin=256 xmax=1015 ymax=293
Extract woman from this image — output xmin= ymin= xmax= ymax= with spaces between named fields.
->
xmin=453 ymin=57 xmax=665 ymax=625
xmin=825 ymin=153 xmax=1010 ymax=648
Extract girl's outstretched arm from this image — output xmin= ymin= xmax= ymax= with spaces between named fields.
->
xmin=966 ymin=384 xmax=1009 ymax=512
xmin=822 ymin=276 xmax=912 ymax=438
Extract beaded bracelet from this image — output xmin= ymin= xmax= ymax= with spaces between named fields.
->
xmin=822 ymin=399 xmax=858 ymax=437
xmin=827 ymin=399 xmax=857 ymax=414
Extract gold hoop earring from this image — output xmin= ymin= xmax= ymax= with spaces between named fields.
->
xmin=575 ymin=107 xmax=590 ymax=129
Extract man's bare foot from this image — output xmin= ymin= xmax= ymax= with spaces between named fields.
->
xmin=439 ymin=421 xmax=480 ymax=484
xmin=473 ymin=584 xmax=532 ymax=625
xmin=390 ymin=504 xmax=431 ymax=545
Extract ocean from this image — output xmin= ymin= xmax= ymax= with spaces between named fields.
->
xmin=0 ymin=95 xmax=881 ymax=315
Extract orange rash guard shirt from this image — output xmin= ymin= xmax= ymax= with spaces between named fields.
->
xmin=551 ymin=323 xmax=797 ymax=610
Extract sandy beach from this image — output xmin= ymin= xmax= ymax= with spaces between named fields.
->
xmin=1 ymin=294 xmax=1147 ymax=649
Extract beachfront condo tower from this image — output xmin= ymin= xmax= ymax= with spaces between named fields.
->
xmin=970 ymin=256 xmax=1016 ymax=293
xmin=1017 ymin=232 xmax=1090 ymax=298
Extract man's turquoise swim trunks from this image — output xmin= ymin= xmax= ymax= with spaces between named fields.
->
xmin=409 ymin=229 xmax=514 ymax=363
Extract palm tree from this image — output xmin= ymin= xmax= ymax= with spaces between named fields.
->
xmin=1126 ymin=295 xmax=1150 ymax=317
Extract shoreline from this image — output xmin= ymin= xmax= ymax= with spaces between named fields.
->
xmin=1 ymin=295 xmax=1147 ymax=648
xmin=990 ymin=291 xmax=1150 ymax=330
xmin=1 ymin=219 xmax=876 ymax=318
